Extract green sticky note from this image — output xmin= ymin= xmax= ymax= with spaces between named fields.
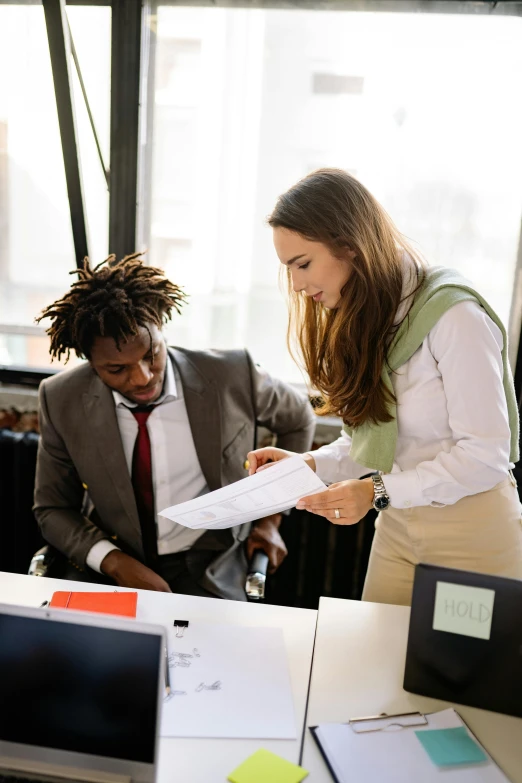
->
xmin=228 ymin=749 xmax=308 ymax=783
xmin=416 ymin=727 xmax=487 ymax=766
xmin=433 ymin=581 xmax=495 ymax=640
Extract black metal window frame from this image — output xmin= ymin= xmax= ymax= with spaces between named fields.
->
xmin=41 ymin=0 xmax=144 ymax=264
xmin=2 ymin=0 xmax=522 ymax=393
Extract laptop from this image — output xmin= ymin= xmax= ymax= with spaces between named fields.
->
xmin=0 ymin=602 xmax=166 ymax=783
xmin=403 ymin=563 xmax=522 ymax=719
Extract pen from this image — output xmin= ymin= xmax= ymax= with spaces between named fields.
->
xmin=164 ymin=645 xmax=171 ymax=695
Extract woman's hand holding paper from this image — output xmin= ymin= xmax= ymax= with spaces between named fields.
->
xmin=247 ymin=447 xmax=316 ymax=475
xmin=296 ymin=478 xmax=374 ymax=525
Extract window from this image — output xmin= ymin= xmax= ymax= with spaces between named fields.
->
xmin=312 ymin=73 xmax=364 ymax=95
xmin=68 ymin=5 xmax=111 ymax=267
xmin=150 ymin=7 xmax=522 ymax=383
xmin=0 ymin=3 xmax=110 ymax=369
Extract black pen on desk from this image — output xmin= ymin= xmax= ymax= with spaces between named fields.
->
xmin=164 ymin=645 xmax=171 ymax=695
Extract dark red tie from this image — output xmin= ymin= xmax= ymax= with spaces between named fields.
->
xmin=131 ymin=407 xmax=158 ymax=565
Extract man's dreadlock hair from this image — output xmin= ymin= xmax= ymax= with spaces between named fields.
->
xmin=37 ymin=252 xmax=187 ymax=362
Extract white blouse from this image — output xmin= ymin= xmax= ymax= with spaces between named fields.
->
xmin=312 ymin=299 xmax=515 ymax=509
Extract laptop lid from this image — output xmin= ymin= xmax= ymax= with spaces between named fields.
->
xmin=0 ymin=602 xmax=166 ymax=783
xmin=403 ymin=563 xmax=522 ymax=719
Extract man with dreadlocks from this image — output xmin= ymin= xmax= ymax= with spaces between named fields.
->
xmin=33 ymin=254 xmax=315 ymax=599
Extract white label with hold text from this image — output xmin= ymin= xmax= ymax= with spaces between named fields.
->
xmin=432 ymin=581 xmax=495 ymax=640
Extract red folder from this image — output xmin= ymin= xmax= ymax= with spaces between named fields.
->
xmin=49 ymin=591 xmax=138 ymax=618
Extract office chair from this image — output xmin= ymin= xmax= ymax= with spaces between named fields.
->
xmin=28 ymin=544 xmax=64 ymax=578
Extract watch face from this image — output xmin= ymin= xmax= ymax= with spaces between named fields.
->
xmin=374 ymin=495 xmax=390 ymax=511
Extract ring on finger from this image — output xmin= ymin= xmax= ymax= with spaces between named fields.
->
xmin=334 ymin=508 xmax=341 ymax=519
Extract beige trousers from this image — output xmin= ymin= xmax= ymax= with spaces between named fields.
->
xmin=361 ymin=476 xmax=522 ymax=607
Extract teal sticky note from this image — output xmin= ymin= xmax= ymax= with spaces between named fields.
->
xmin=228 ymin=749 xmax=308 ymax=783
xmin=433 ymin=581 xmax=495 ymax=640
xmin=416 ymin=727 xmax=487 ymax=767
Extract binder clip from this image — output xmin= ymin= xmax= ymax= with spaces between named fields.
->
xmin=174 ymin=620 xmax=189 ymax=638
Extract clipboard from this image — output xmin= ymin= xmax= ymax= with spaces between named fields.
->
xmin=309 ymin=708 xmax=510 ymax=783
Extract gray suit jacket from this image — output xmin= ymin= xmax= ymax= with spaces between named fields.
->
xmin=34 ymin=347 xmax=315 ymax=600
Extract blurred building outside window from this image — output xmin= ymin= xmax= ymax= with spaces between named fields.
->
xmin=150 ymin=7 xmax=522 ymax=384
xmin=1 ymin=6 xmax=522 ymax=383
xmin=0 ymin=3 xmax=110 ymax=369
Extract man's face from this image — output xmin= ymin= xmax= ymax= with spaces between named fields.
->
xmin=89 ymin=323 xmax=168 ymax=404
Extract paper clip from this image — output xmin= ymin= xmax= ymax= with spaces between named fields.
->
xmin=174 ymin=620 xmax=189 ymax=638
xmin=348 ymin=711 xmax=428 ymax=734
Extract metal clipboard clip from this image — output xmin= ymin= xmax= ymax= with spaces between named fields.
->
xmin=348 ymin=711 xmax=428 ymax=734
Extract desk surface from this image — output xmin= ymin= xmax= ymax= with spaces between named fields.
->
xmin=302 ymin=597 xmax=522 ymax=783
xmin=3 ymin=574 xmax=520 ymax=783
xmin=0 ymin=571 xmax=317 ymax=783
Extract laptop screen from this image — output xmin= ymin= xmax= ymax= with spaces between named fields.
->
xmin=0 ymin=612 xmax=161 ymax=764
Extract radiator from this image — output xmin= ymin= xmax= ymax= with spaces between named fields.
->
xmin=266 ymin=506 xmax=376 ymax=609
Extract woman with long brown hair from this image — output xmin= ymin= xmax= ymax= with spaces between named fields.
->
xmin=248 ymin=168 xmax=522 ymax=606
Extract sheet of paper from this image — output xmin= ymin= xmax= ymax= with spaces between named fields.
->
xmin=312 ymin=708 xmax=510 ymax=782
xmin=228 ymin=749 xmax=309 ymax=783
xmin=161 ymin=622 xmax=296 ymax=739
xmin=433 ymin=582 xmax=495 ymax=640
xmin=159 ymin=456 xmax=326 ymax=530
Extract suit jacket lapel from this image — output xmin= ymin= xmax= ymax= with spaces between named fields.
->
xmin=170 ymin=348 xmax=223 ymax=492
xmin=82 ymin=371 xmax=142 ymax=542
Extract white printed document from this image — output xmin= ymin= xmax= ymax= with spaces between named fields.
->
xmin=161 ymin=622 xmax=296 ymax=739
xmin=159 ymin=456 xmax=326 ymax=530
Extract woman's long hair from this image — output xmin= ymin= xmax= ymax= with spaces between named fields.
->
xmin=269 ymin=169 xmax=425 ymax=427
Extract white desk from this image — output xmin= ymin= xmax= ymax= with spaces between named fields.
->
xmin=0 ymin=571 xmax=317 ymax=783
xmin=302 ymin=597 xmax=522 ymax=782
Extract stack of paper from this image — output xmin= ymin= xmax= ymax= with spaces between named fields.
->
xmin=161 ymin=622 xmax=296 ymax=739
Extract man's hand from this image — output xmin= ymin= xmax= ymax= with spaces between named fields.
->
xmin=100 ymin=550 xmax=172 ymax=592
xmin=246 ymin=514 xmax=288 ymax=574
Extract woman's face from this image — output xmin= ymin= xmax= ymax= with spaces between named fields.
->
xmin=273 ymin=227 xmax=354 ymax=309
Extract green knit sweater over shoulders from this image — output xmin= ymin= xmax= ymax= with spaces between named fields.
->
xmin=342 ymin=266 xmax=519 ymax=473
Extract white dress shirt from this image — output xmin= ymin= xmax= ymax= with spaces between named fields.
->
xmin=86 ymin=357 xmax=209 ymax=572
xmin=313 ymin=298 xmax=514 ymax=509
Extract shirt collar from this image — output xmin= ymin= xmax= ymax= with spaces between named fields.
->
xmin=112 ymin=354 xmax=178 ymax=409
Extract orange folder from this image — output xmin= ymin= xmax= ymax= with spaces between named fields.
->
xmin=49 ymin=591 xmax=138 ymax=618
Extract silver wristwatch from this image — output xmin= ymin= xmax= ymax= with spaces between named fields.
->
xmin=371 ymin=474 xmax=390 ymax=511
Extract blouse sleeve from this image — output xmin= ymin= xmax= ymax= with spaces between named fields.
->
xmin=311 ymin=428 xmax=373 ymax=484
xmin=383 ymin=300 xmax=513 ymax=508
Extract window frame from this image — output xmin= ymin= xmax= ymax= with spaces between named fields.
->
xmin=1 ymin=0 xmax=522 ymax=398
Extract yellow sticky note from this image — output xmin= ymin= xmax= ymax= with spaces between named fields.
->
xmin=228 ymin=749 xmax=308 ymax=783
